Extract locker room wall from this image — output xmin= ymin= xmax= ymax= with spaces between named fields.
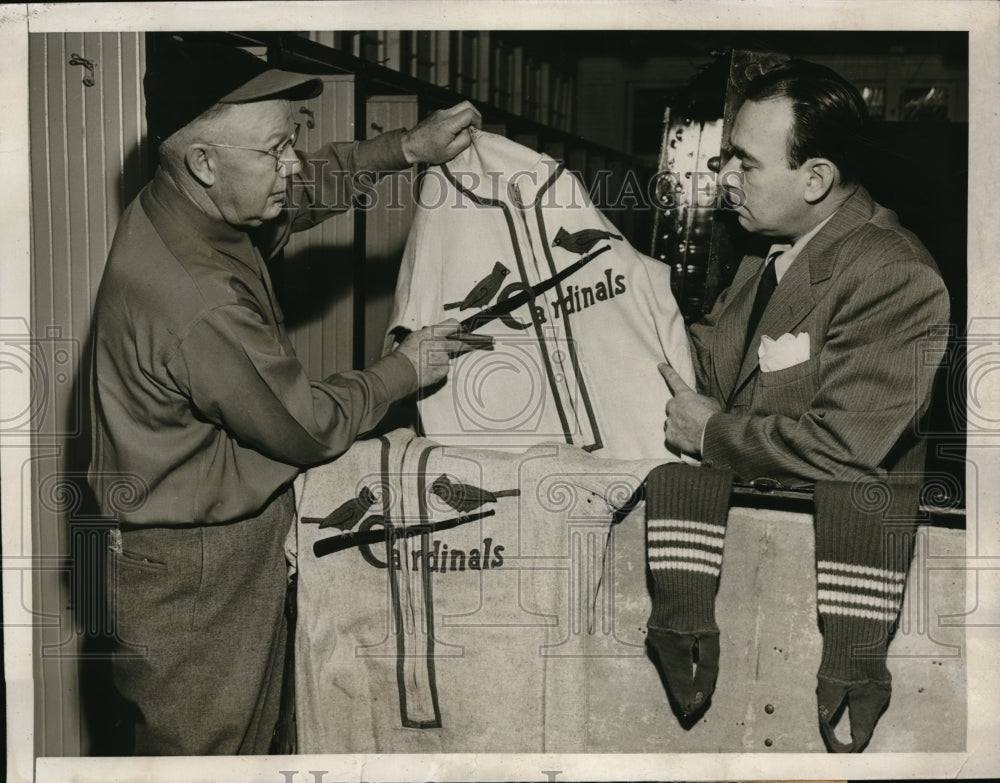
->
xmin=362 ymin=95 xmax=419 ymax=368
xmin=28 ymin=31 xmax=148 ymax=758
xmin=277 ymin=87 xmax=420 ymax=376
xmin=281 ymin=75 xmax=359 ymax=380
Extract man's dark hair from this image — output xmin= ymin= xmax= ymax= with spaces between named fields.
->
xmin=743 ymin=59 xmax=870 ymax=185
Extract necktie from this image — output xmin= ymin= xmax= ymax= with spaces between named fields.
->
xmin=742 ymin=251 xmax=781 ymax=358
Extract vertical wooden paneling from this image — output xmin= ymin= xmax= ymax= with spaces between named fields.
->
xmin=433 ymin=32 xmax=451 ymax=89
xmin=513 ymin=132 xmax=539 ymax=151
xmin=43 ymin=36 xmax=68 ymax=343
xmin=100 ymin=33 xmax=123 ymax=268
xmin=285 ymin=75 xmax=357 ymax=380
xmin=63 ymin=31 xmax=90 ymax=755
xmin=30 ymin=31 xmax=147 ymax=757
xmin=476 ymin=32 xmax=492 ymax=104
xmin=38 ymin=31 xmax=77 ymax=758
xmin=65 ymin=33 xmax=88 ymax=346
xmin=538 ymin=62 xmax=551 ymax=126
xmin=317 ymin=76 xmax=357 ymax=379
xmin=29 ymin=31 xmax=58 ymax=760
xmin=84 ymin=34 xmax=108 ymax=306
xmin=587 ymin=153 xmax=608 ymax=202
xmin=567 ymin=147 xmax=589 ymax=180
xmin=544 ymin=141 xmax=566 ymax=161
xmin=413 ymin=32 xmax=433 ymax=82
xmin=28 ymin=35 xmax=53 ymax=350
xmin=510 ymin=45 xmax=524 ymax=115
xmin=380 ymin=31 xmax=403 ymax=73
xmin=306 ymin=31 xmax=337 ymax=50
xmin=363 ymin=96 xmax=419 ymax=367
xmin=119 ymin=34 xmax=148 ymax=210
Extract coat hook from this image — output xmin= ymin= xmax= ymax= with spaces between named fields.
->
xmin=68 ymin=53 xmax=96 ymax=87
xmin=298 ymin=106 xmax=315 ymax=129
xmin=370 ymin=122 xmax=384 ymax=134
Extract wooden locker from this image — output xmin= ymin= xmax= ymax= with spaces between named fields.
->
xmin=476 ymin=32 xmax=492 ymax=104
xmin=537 ymin=62 xmax=552 ymax=126
xmin=412 ymin=32 xmax=433 ymax=82
xmin=282 ymin=75 xmax=357 ymax=380
xmin=363 ymin=95 xmax=419 ymax=368
xmin=510 ymin=45 xmax=524 ymax=115
xmin=456 ymin=31 xmax=478 ymax=97
xmin=544 ymin=141 xmax=566 ymax=161
xmin=482 ymin=122 xmax=508 ymax=137
xmin=566 ymin=147 xmax=589 ymax=181
xmin=433 ymin=32 xmax=452 ymax=89
xmin=513 ymin=132 xmax=539 ymax=151
xmin=380 ymin=31 xmax=404 ymax=73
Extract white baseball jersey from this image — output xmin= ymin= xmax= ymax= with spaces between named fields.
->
xmin=294 ymin=428 xmax=664 ymax=752
xmin=388 ymin=130 xmax=695 ymax=460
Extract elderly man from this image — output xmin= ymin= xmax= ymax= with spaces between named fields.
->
xmin=89 ymin=39 xmax=481 ymax=755
xmin=659 ymin=60 xmax=950 ymax=485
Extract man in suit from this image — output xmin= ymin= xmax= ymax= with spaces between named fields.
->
xmin=658 ymin=60 xmax=950 ymax=485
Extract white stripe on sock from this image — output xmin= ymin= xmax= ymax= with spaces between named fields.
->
xmin=817 ymin=589 xmax=902 ymax=611
xmin=648 ymin=518 xmax=726 ymax=537
xmin=648 ymin=546 xmax=723 ymax=565
xmin=817 ymin=603 xmax=897 ymax=622
xmin=649 ymin=560 xmax=721 ymax=577
xmin=818 ymin=560 xmax=907 ymax=583
xmin=648 ymin=530 xmax=725 ymax=549
xmin=818 ymin=573 xmax=906 ymax=595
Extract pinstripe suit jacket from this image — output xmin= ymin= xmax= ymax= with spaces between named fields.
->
xmin=689 ymin=186 xmax=950 ymax=486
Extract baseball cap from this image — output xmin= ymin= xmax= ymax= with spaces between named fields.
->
xmin=144 ymin=37 xmax=323 ymax=146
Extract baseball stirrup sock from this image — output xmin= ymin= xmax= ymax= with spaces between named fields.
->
xmin=645 ymin=463 xmax=733 ymax=720
xmin=813 ymin=478 xmax=918 ymax=753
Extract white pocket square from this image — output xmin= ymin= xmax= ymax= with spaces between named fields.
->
xmin=758 ymin=332 xmax=810 ymax=372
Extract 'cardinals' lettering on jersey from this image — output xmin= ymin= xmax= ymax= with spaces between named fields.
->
xmin=293 ymin=428 xmax=667 ymax=752
xmin=388 ymin=130 xmax=695 ymax=460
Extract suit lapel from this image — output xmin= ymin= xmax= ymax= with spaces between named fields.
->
xmin=733 ymin=254 xmax=815 ymax=392
xmin=721 ymin=186 xmax=876 ymax=404
xmin=713 ymin=254 xmax=764 ymax=402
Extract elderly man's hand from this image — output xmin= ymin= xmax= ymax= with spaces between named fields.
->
xmin=401 ymin=101 xmax=483 ymax=165
xmin=659 ymin=362 xmax=721 ymax=457
xmin=394 ymin=319 xmax=492 ymax=388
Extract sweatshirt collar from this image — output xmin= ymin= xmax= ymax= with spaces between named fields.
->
xmin=142 ymin=167 xmax=259 ymax=271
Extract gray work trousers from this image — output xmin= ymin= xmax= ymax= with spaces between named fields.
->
xmin=107 ymin=488 xmax=294 ymax=755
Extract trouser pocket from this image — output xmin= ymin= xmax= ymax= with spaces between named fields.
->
xmin=191 ymin=490 xmax=293 ymax=631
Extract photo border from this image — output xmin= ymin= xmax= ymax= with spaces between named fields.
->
xmin=3 ymin=1 xmax=997 ymax=781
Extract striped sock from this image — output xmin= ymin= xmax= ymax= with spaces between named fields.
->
xmin=644 ymin=463 xmax=733 ymax=719
xmin=813 ymin=478 xmax=919 ymax=752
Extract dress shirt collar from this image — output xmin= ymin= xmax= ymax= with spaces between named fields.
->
xmin=766 ymin=212 xmax=835 ymax=282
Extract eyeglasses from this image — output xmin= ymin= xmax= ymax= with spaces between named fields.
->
xmin=203 ymin=123 xmax=300 ymax=171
